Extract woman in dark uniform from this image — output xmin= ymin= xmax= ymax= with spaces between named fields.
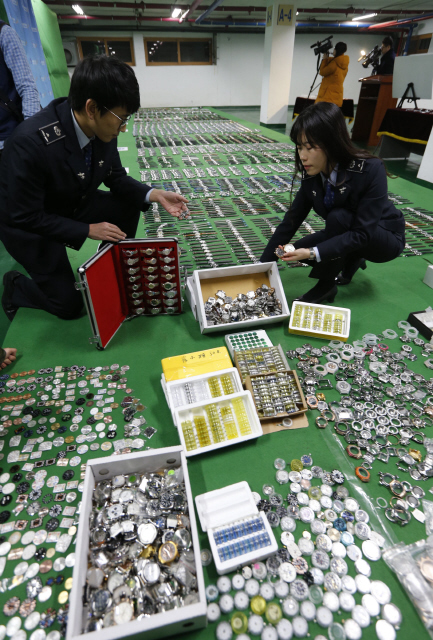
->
xmin=260 ymin=102 xmax=405 ymax=304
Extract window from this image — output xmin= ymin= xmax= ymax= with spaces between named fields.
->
xmin=402 ymin=33 xmax=432 ymax=55
xmin=77 ymin=37 xmax=135 ymax=65
xmin=144 ymin=37 xmax=212 ymax=66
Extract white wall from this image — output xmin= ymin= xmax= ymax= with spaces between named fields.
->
xmin=406 ymin=18 xmax=433 ymax=109
xmin=62 ymin=29 xmax=386 ymax=107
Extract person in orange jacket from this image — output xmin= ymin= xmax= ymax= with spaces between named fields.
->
xmin=315 ymin=42 xmax=349 ymax=108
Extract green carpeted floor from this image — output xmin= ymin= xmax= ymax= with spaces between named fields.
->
xmin=1 ymin=113 xmax=433 ymax=639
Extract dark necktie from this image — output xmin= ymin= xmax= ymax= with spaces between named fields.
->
xmin=324 ymin=179 xmax=335 ymax=211
xmin=83 ymin=141 xmax=93 ymax=175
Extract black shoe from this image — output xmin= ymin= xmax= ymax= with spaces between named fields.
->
xmin=336 ymin=258 xmax=367 ymax=286
xmin=1 ymin=271 xmax=22 ymax=321
xmin=295 ymin=281 xmax=338 ymax=304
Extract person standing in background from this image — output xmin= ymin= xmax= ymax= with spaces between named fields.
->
xmin=376 ymin=36 xmax=396 ymax=75
xmin=0 ymin=20 xmax=39 ymax=161
xmin=315 ymin=42 xmax=349 ymax=108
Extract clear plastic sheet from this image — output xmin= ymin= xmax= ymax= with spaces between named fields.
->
xmin=383 ymin=537 xmax=433 ymax=637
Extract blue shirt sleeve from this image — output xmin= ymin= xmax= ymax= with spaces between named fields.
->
xmin=0 ymin=25 xmax=40 ymax=121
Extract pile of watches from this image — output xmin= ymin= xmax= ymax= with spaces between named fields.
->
xmin=285 ymin=322 xmax=433 ymax=528
xmin=249 ymin=372 xmax=303 ymax=419
xmin=0 ymin=363 xmax=154 ymax=640
xmin=204 ymin=286 xmax=282 ymax=326
xmin=206 ymin=454 xmax=402 ymax=640
xmin=83 ymin=467 xmax=199 ymax=630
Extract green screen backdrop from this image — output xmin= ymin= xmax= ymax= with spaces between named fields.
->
xmin=31 ymin=0 xmax=70 ymax=98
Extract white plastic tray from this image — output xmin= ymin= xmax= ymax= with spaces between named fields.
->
xmin=174 ymin=391 xmax=262 ymax=457
xmin=289 ymin=301 xmax=351 ymax=342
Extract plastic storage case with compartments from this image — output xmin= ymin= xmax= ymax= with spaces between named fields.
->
xmin=161 ymin=367 xmax=244 ymax=421
xmin=185 ymin=263 xmax=290 ymax=334
xmin=195 ymin=481 xmax=278 ymax=575
xmin=67 ymin=446 xmax=207 ymax=640
xmin=289 ymin=301 xmax=351 ymax=342
xmin=76 ymin=238 xmax=182 ymax=349
xmin=173 ymin=391 xmax=263 ymax=457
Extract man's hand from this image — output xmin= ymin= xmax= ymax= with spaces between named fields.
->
xmin=278 ymin=245 xmax=311 ymax=262
xmin=150 ymin=189 xmax=188 ymax=217
xmin=88 ymin=222 xmax=126 ymax=242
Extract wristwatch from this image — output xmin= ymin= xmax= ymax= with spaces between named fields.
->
xmin=308 ymin=248 xmax=316 ymax=260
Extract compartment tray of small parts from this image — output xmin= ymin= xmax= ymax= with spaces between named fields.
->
xmin=289 ymin=301 xmax=351 ymax=342
xmin=234 ymin=344 xmax=290 ymax=383
xmin=244 ymin=370 xmax=307 ymax=421
xmin=161 ymin=367 xmax=243 ymax=418
xmin=195 ymin=481 xmax=278 ymax=575
xmin=225 ymin=330 xmax=273 ymax=358
xmin=67 ymin=446 xmax=207 ymax=640
xmin=174 ymin=391 xmax=262 ymax=457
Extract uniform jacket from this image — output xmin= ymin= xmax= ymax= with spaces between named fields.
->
xmin=260 ymin=157 xmax=405 ymax=264
xmin=315 ymin=54 xmax=349 ymax=108
xmin=377 ymin=49 xmax=396 ymax=75
xmin=0 ymin=97 xmax=151 ymax=251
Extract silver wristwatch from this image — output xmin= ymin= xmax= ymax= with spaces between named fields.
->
xmin=309 ymin=248 xmax=316 ymax=260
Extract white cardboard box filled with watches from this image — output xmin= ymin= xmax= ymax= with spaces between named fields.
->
xmin=185 ymin=262 xmax=290 ymax=334
xmin=67 ymin=446 xmax=207 ymax=640
xmin=195 ymin=481 xmax=278 ymax=575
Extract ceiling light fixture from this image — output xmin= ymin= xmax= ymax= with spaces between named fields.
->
xmin=179 ymin=9 xmax=189 ymax=22
xmin=352 ymin=12 xmax=377 ymax=21
xmin=72 ymin=4 xmax=84 ymax=14
xmin=171 ymin=7 xmax=182 ymax=18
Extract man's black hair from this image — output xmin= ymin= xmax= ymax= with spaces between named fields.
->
xmin=334 ymin=42 xmax=347 ymax=57
xmin=382 ymin=36 xmax=394 ymax=49
xmin=68 ymin=55 xmax=140 ymax=114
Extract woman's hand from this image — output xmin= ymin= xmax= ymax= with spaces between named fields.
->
xmin=278 ymin=245 xmax=311 ymax=262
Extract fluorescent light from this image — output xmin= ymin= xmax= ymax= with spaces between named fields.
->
xmin=72 ymin=4 xmax=84 ymax=15
xmin=352 ymin=13 xmax=377 ymax=21
xmin=296 ymin=11 xmax=299 ymax=15
xmin=171 ymin=7 xmax=182 ymax=18
xmin=360 ymin=50 xmax=366 ymax=56
xmin=179 ymin=9 xmax=189 ymax=22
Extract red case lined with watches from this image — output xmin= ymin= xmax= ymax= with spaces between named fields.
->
xmin=76 ymin=238 xmax=182 ymax=349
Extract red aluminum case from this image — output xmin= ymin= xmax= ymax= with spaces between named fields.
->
xmin=76 ymin=238 xmax=182 ymax=349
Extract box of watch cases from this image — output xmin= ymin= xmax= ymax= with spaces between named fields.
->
xmin=244 ymin=370 xmax=308 ymax=422
xmin=289 ymin=301 xmax=351 ymax=342
xmin=67 ymin=446 xmax=207 ymax=640
xmin=161 ymin=367 xmax=244 ymax=421
xmin=173 ymin=390 xmax=263 ymax=456
xmin=233 ymin=344 xmax=291 ymax=383
xmin=76 ymin=238 xmax=182 ymax=349
xmin=185 ymin=263 xmax=290 ymax=334
xmin=195 ymin=481 xmax=278 ymax=575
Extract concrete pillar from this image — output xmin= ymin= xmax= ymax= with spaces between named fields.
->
xmin=260 ymin=1 xmax=297 ymax=126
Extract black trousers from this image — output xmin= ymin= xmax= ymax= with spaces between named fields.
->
xmin=0 ymin=191 xmax=140 ymax=319
xmin=293 ymin=208 xmax=405 ymax=280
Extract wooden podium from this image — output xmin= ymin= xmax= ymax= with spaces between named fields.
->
xmin=351 ymin=76 xmax=397 ymax=147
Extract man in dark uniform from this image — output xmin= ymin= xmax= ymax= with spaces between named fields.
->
xmin=376 ymin=36 xmax=396 ymax=75
xmin=0 ymin=55 xmax=187 ymax=321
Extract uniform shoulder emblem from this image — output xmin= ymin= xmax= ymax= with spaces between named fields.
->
xmin=347 ymin=159 xmax=365 ymax=173
xmin=39 ymin=121 xmax=65 ymax=145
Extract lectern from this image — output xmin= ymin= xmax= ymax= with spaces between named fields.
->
xmin=351 ymin=76 xmax=397 ymax=147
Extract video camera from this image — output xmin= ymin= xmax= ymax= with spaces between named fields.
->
xmin=310 ymin=36 xmax=333 ymax=57
xmin=360 ymin=44 xmax=381 ymax=69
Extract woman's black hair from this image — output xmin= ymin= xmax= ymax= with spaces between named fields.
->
xmin=68 ymin=54 xmax=140 ymax=114
xmin=334 ymin=42 xmax=347 ymax=57
xmin=291 ymin=102 xmax=376 ymax=177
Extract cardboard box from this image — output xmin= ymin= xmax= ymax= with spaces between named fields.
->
xmin=67 ymin=446 xmax=207 ymax=640
xmin=185 ymin=263 xmax=290 ymax=334
xmin=244 ymin=370 xmax=308 ymax=422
